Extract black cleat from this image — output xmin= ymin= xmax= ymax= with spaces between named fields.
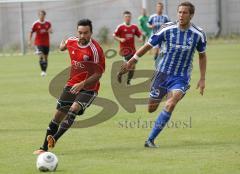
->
xmin=117 ymin=72 xmax=122 ymax=83
xmin=144 ymin=140 xmax=159 ymax=148
xmin=126 ymin=80 xmax=131 ymax=86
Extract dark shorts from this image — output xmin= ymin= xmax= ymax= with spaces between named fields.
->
xmin=35 ymin=46 xmax=49 ymax=55
xmin=123 ymin=54 xmax=134 ymax=62
xmin=150 ymin=71 xmax=190 ymax=100
xmin=56 ymin=86 xmax=97 ymax=115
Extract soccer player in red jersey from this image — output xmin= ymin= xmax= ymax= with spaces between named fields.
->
xmin=28 ymin=10 xmax=52 ymax=76
xmin=33 ymin=19 xmax=105 ymax=154
xmin=113 ymin=11 xmax=142 ymax=85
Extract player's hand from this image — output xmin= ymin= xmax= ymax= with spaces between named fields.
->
xmin=139 ymin=37 xmax=144 ymax=42
xmin=119 ymin=58 xmax=136 ymax=75
xmin=196 ymin=79 xmax=205 ymax=95
xmin=119 ymin=62 xmax=129 ymax=75
xmin=70 ymin=82 xmax=85 ymax=94
xmin=48 ymin=28 xmax=53 ymax=34
xmin=120 ymin=38 xmax=126 ymax=43
xmin=150 ymin=24 xmax=156 ymax=29
xmin=59 ymin=39 xmax=67 ymax=51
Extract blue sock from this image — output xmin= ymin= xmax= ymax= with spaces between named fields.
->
xmin=148 ymin=109 xmax=172 ymax=141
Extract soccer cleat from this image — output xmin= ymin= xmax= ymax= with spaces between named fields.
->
xmin=41 ymin=71 xmax=47 ymax=77
xmin=33 ymin=148 xmax=46 ymax=155
xmin=47 ymin=135 xmax=56 ymax=149
xmin=117 ymin=72 xmax=122 ymax=83
xmin=144 ymin=140 xmax=159 ymax=148
xmin=126 ymin=79 xmax=131 ymax=86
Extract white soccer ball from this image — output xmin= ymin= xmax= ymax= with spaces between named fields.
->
xmin=36 ymin=152 xmax=58 ymax=172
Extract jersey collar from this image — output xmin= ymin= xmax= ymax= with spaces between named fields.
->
xmin=77 ymin=38 xmax=92 ymax=48
xmin=38 ymin=20 xmax=46 ymax=24
xmin=123 ymin=22 xmax=132 ymax=27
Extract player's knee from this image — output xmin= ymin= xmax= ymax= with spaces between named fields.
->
xmin=148 ymin=107 xmax=156 ymax=113
xmin=148 ymin=104 xmax=158 ymax=113
xmin=165 ymin=100 xmax=177 ymax=112
xmin=67 ymin=110 xmax=77 ymax=118
xmin=69 ymin=103 xmax=81 ymax=113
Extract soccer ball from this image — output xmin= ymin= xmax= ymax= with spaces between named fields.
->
xmin=36 ymin=152 xmax=58 ymax=172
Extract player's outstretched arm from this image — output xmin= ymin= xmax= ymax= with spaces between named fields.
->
xmin=196 ymin=52 xmax=207 ymax=95
xmin=120 ymin=43 xmax=152 ymax=74
xmin=28 ymin=32 xmax=33 ymax=47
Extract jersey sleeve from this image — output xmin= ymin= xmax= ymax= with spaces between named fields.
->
xmin=196 ymin=31 xmax=207 ymax=53
xmin=113 ymin=25 xmax=121 ymax=37
xmin=31 ymin=23 xmax=37 ymax=33
xmin=47 ymin=22 xmax=52 ymax=30
xmin=148 ymin=16 xmax=153 ymax=25
xmin=135 ymin=26 xmax=142 ymax=37
xmin=65 ymin=37 xmax=77 ymax=49
xmin=95 ymin=45 xmax=105 ymax=74
xmin=65 ymin=37 xmax=71 ymax=47
xmin=147 ymin=30 xmax=165 ymax=47
xmin=165 ymin=15 xmax=171 ymax=23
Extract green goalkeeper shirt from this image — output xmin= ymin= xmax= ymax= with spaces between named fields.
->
xmin=138 ymin=15 xmax=151 ymax=38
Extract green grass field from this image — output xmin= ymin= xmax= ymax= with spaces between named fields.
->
xmin=0 ymin=42 xmax=239 ymax=174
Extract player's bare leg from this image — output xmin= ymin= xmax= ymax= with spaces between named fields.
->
xmin=40 ymin=54 xmax=48 ymax=76
xmin=148 ymin=98 xmax=161 ymax=113
xmin=117 ymin=71 xmax=123 ymax=83
xmin=165 ymin=90 xmax=184 ymax=113
xmin=48 ymin=102 xmax=81 ymax=149
xmin=145 ymin=90 xmax=184 ymax=148
xmin=127 ymin=64 xmax=135 ymax=85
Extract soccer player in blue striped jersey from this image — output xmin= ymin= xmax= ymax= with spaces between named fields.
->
xmin=148 ymin=2 xmax=171 ymax=67
xmin=148 ymin=2 xmax=170 ymax=35
xmin=120 ymin=1 xmax=207 ymax=148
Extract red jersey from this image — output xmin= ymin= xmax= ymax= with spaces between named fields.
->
xmin=65 ymin=37 xmax=105 ymax=92
xmin=31 ymin=20 xmax=51 ymax=47
xmin=114 ymin=23 xmax=142 ymax=56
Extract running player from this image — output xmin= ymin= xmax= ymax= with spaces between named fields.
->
xmin=113 ymin=11 xmax=142 ymax=85
xmin=120 ymin=1 xmax=207 ymax=148
xmin=33 ymin=19 xmax=105 ymax=154
xmin=148 ymin=2 xmax=170 ymax=67
xmin=28 ymin=10 xmax=52 ymax=76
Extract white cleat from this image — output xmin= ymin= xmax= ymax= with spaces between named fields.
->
xmin=41 ymin=71 xmax=47 ymax=77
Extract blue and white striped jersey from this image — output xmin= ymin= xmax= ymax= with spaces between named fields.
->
xmin=148 ymin=14 xmax=170 ymax=35
xmin=148 ymin=21 xmax=207 ymax=78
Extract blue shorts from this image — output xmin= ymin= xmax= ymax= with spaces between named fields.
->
xmin=150 ymin=72 xmax=190 ymax=100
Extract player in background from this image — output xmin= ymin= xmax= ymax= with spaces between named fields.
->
xmin=138 ymin=8 xmax=151 ymax=43
xmin=28 ymin=10 xmax=52 ymax=77
xmin=120 ymin=1 xmax=207 ymax=148
xmin=33 ymin=19 xmax=105 ymax=154
xmin=113 ymin=11 xmax=142 ymax=85
xmin=148 ymin=2 xmax=170 ymax=67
